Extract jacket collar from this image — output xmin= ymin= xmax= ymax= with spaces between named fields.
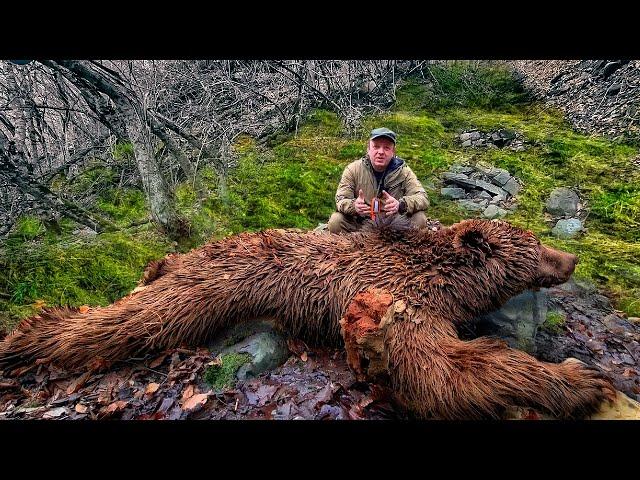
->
xmin=363 ymin=155 xmax=405 ymax=174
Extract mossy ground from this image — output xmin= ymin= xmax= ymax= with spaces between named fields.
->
xmin=203 ymin=353 xmax=251 ymax=391
xmin=1 ymin=63 xmax=638 ymax=333
xmin=542 ymin=311 xmax=566 ymax=335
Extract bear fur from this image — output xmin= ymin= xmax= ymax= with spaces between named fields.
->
xmin=0 ymin=219 xmax=615 ymax=419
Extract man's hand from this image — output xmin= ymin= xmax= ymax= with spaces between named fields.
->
xmin=354 ymin=189 xmax=370 ymax=216
xmin=382 ymin=190 xmax=400 ymax=216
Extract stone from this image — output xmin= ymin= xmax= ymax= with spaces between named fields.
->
xmin=460 ymin=133 xmax=472 ymax=142
xmin=551 ymin=218 xmax=583 ymax=239
xmin=442 ymin=172 xmax=477 ymax=189
xmin=482 ymin=204 xmax=508 ymax=219
xmin=487 ymin=168 xmax=512 ymax=186
xmin=457 ymin=199 xmax=489 ymax=212
xmin=474 ymin=289 xmax=550 ymax=354
xmin=462 ymin=140 xmax=472 ymax=147
xmin=231 ymin=332 xmax=290 ymax=381
xmin=475 ymin=179 xmax=506 ymax=196
xmin=606 ymin=83 xmax=621 ymax=96
xmin=449 ymin=164 xmax=475 ymax=175
xmin=440 ymin=187 xmax=466 ymax=199
xmin=208 ymin=320 xmax=290 ymax=381
xmin=470 ymin=131 xmax=481 ymax=140
xmin=498 ymin=129 xmax=516 ymax=140
xmin=546 ymin=187 xmax=579 ymax=216
xmin=502 ymin=177 xmax=521 ymax=196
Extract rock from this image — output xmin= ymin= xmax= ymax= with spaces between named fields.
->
xmin=487 ymin=168 xmax=512 ymax=186
xmin=475 ymin=190 xmax=493 ymax=200
xmin=460 ymin=133 xmax=472 ymax=142
xmin=482 ymin=204 xmax=508 ymax=219
xmin=314 ymin=223 xmax=328 ymax=232
xmin=442 ymin=172 xmax=477 ymax=189
xmin=606 ymin=83 xmax=621 ymax=96
xmin=551 ymin=218 xmax=583 ymax=239
xmin=502 ymin=177 xmax=521 ymax=196
xmin=498 ymin=128 xmax=516 ymax=140
xmin=470 ymin=131 xmax=481 ymax=140
xmin=457 ymin=199 xmax=489 ymax=212
xmin=474 ymin=289 xmax=549 ymax=354
xmin=440 ymin=187 xmax=466 ymax=199
xmin=546 ymin=187 xmax=579 ymax=216
xmin=232 ymin=332 xmax=290 ymax=381
xmin=449 ymin=164 xmax=475 ymax=175
xmin=475 ymin=179 xmax=506 ymax=196
xmin=208 ymin=319 xmax=290 ymax=380
xmin=461 ymin=140 xmax=472 ymax=147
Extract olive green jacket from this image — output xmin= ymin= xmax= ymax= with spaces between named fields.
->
xmin=335 ymin=156 xmax=429 ymax=215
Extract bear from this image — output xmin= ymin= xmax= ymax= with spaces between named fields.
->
xmin=0 ymin=219 xmax=615 ymax=419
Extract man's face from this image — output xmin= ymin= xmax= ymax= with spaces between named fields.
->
xmin=368 ymin=137 xmax=395 ymax=172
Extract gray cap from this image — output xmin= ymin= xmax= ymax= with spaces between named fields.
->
xmin=370 ymin=127 xmax=397 ymax=144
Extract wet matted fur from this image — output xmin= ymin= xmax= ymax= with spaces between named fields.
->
xmin=0 ymin=219 xmax=615 ymax=419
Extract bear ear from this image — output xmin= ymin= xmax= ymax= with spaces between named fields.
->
xmin=452 ymin=223 xmax=496 ymax=257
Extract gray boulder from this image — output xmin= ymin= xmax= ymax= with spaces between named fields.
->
xmin=474 ymin=289 xmax=550 ymax=354
xmin=551 ymin=218 xmax=583 ymax=239
xmin=546 ymin=187 xmax=579 ymax=216
xmin=208 ymin=320 xmax=290 ymax=381
xmin=441 ymin=187 xmax=466 ymax=199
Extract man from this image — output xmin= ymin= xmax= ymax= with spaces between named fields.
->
xmin=328 ymin=127 xmax=429 ymax=233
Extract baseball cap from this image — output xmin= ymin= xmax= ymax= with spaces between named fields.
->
xmin=369 ymin=127 xmax=397 ymax=144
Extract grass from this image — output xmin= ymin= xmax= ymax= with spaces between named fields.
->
xmin=1 ymin=62 xmax=638 ymax=331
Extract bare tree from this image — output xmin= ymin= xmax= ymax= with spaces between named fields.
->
xmin=0 ymin=59 xmax=428 ymax=239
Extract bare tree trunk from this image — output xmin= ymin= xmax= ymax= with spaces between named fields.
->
xmin=39 ymin=60 xmax=185 ymax=238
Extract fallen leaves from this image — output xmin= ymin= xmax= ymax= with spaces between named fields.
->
xmin=66 ymin=372 xmax=92 ymax=395
xmin=181 ymin=385 xmax=195 ymax=401
xmin=182 ymin=393 xmax=208 ymax=411
xmin=149 ymin=354 xmax=168 ymax=369
xmin=101 ymin=400 xmax=128 ymax=416
xmin=145 ymin=383 xmax=160 ymax=395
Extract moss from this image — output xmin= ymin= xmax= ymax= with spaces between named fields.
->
xmin=96 ymin=188 xmax=149 ymax=226
xmin=203 ymin=353 xmax=251 ymax=390
xmin=12 ymin=216 xmax=45 ymax=241
xmin=542 ymin=311 xmax=566 ymax=335
xmin=0 ymin=229 xmax=169 ymax=332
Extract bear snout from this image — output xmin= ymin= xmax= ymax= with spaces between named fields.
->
xmin=536 ymin=246 xmax=578 ymax=287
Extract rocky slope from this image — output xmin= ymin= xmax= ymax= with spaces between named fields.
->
xmin=510 ymin=60 xmax=640 ymax=142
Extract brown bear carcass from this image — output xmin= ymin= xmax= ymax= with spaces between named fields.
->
xmin=0 ymin=219 xmax=615 ymax=419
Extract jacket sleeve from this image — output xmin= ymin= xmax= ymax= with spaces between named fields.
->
xmin=335 ymin=165 xmax=357 ymax=215
xmin=401 ymin=166 xmax=429 ymax=215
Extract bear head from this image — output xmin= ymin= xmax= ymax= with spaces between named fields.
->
xmin=443 ymin=219 xmax=578 ymax=316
